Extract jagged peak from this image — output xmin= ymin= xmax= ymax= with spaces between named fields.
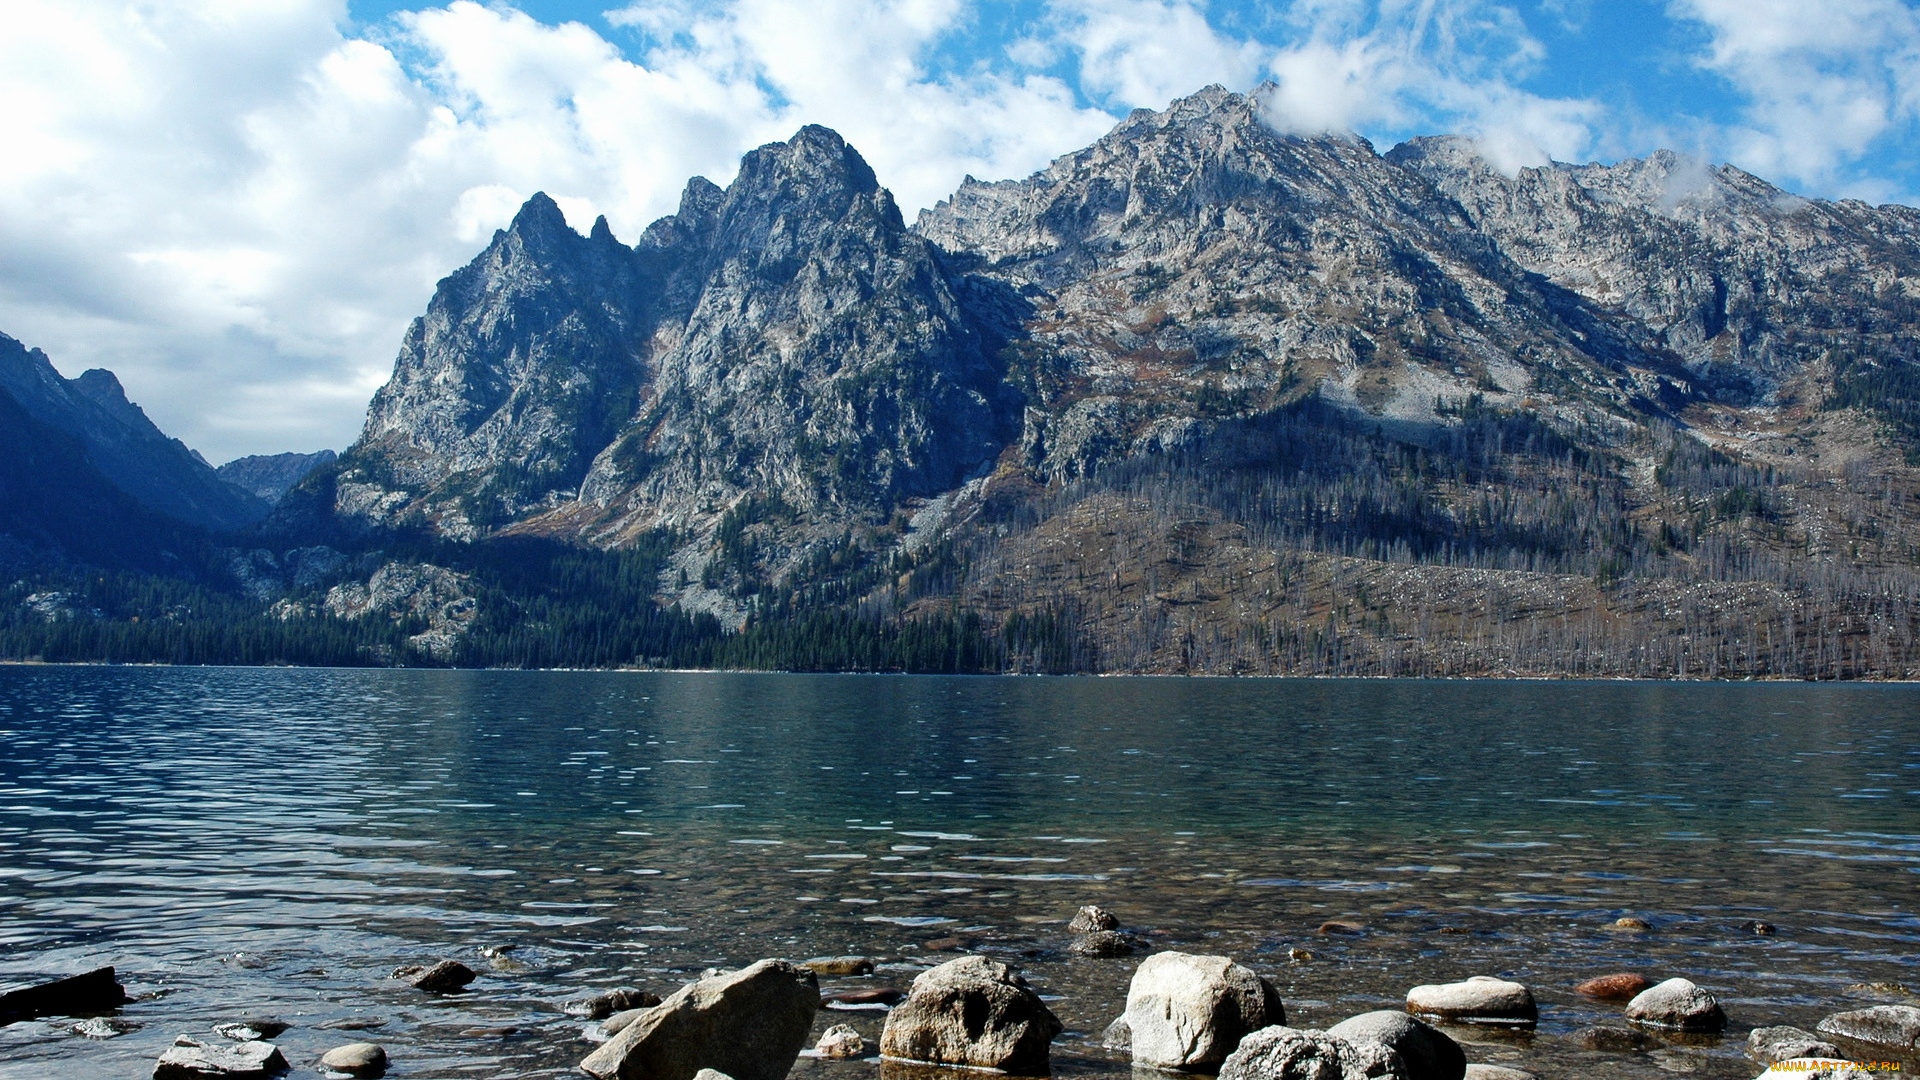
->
xmin=734 ymin=124 xmax=880 ymax=200
xmin=589 ymin=214 xmax=617 ymax=244
xmin=71 ymin=368 xmax=129 ymax=405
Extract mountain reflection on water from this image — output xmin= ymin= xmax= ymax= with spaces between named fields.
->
xmin=0 ymin=668 xmax=1914 ymax=1079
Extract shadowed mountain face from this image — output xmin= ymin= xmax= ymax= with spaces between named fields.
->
xmin=0 ymin=334 xmax=267 ymax=535
xmin=217 ymin=450 xmax=338 ymax=504
xmin=267 ymin=87 xmax=1920 ymax=674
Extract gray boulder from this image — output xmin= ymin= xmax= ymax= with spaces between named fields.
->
xmin=1748 ymin=1026 xmax=1842 ymax=1065
xmin=1817 ymin=1004 xmax=1920 ymax=1055
xmin=1326 ymin=1011 xmax=1465 ymax=1080
xmin=153 ymin=1035 xmax=289 ymax=1078
xmin=1124 ymin=951 xmax=1286 ymax=1070
xmin=317 ymin=1042 xmax=387 ymax=1076
xmin=1624 ymin=977 xmax=1726 ymax=1031
xmin=580 ymin=959 xmax=819 ymax=1080
xmin=1218 ymin=1026 xmax=1408 ymax=1080
xmin=1405 ymin=977 xmax=1536 ymax=1026
xmin=878 ymin=955 xmax=1061 ymax=1074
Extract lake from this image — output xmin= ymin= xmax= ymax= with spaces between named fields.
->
xmin=0 ymin=667 xmax=1915 ymax=1078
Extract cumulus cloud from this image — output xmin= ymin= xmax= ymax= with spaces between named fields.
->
xmin=1668 ymin=0 xmax=1920 ymax=200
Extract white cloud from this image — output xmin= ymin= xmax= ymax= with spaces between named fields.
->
xmin=1669 ymin=0 xmax=1920 ymax=200
xmin=1260 ymin=0 xmax=1601 ymax=169
xmin=1051 ymin=0 xmax=1266 ymax=108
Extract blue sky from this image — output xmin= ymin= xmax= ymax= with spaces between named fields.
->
xmin=3 ymin=0 xmax=1919 ymax=462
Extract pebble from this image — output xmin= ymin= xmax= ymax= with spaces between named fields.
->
xmin=318 ymin=1042 xmax=387 ymax=1077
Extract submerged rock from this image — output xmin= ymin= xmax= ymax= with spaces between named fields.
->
xmin=1610 ymin=917 xmax=1653 ymax=932
xmin=317 ymin=1042 xmax=387 ymax=1077
xmin=1218 ymin=1026 xmax=1407 ymax=1080
xmin=1070 ymin=930 xmax=1138 ymax=957
xmin=1748 ymin=1026 xmax=1842 ymax=1065
xmin=1123 ymin=951 xmax=1286 ymax=1070
xmin=1624 ymin=978 xmax=1726 ymax=1032
xmin=1576 ymin=1025 xmax=1661 ymax=1052
xmin=153 ymin=1035 xmax=289 ymax=1078
xmin=214 ymin=1019 xmax=290 ymax=1041
xmin=821 ymin=988 xmax=905 ymax=1009
xmin=1326 ymin=1011 xmax=1464 ymax=1080
xmin=1461 ymin=1067 xmax=1535 ymax=1080
xmin=580 ymin=959 xmax=819 ymax=1080
xmin=879 ymin=955 xmax=1061 ymax=1074
xmin=72 ymin=1016 xmax=138 ymax=1038
xmin=1573 ymin=973 xmax=1654 ymax=1000
xmin=1405 ymin=977 xmax=1537 ymax=1026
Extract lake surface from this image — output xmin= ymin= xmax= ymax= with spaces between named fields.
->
xmin=0 ymin=668 xmax=1915 ymax=1079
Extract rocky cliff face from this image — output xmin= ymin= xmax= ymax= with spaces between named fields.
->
xmin=1386 ymin=136 xmax=1920 ymax=407
xmin=0 ymin=333 xmax=267 ymax=533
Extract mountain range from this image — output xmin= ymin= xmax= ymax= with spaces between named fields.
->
xmin=7 ymin=86 xmax=1919 ymax=677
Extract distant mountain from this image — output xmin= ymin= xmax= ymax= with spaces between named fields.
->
xmin=0 ymin=334 xmax=269 ymax=532
xmin=103 ymin=88 xmax=1920 ymax=674
xmin=217 ymin=450 xmax=337 ymax=504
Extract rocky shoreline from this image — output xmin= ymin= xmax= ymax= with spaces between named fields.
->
xmin=8 ymin=908 xmax=1918 ymax=1080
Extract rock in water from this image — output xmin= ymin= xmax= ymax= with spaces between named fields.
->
xmin=1405 ymin=977 xmax=1536 ymax=1026
xmin=580 ymin=959 xmax=819 ymax=1080
xmin=1462 ymin=1067 xmax=1535 ymax=1080
xmin=1576 ymin=1026 xmax=1660 ymax=1052
xmin=1218 ymin=1026 xmax=1408 ymax=1080
xmin=1102 ymin=1015 xmax=1131 ymax=1051
xmin=801 ymin=957 xmax=876 ymax=976
xmin=814 ymin=1024 xmax=865 ymax=1058
xmin=317 ymin=1042 xmax=387 ymax=1076
xmin=0 ymin=966 xmax=128 ymax=1020
xmin=153 ymin=1035 xmax=289 ymax=1078
xmin=1817 ymin=1004 xmax=1920 ymax=1055
xmin=878 ymin=955 xmax=1061 ymax=1074
xmin=1573 ymin=973 xmax=1654 ymax=1000
xmin=1326 ymin=1011 xmax=1465 ymax=1080
xmin=568 ymin=988 xmax=661 ymax=1019
xmin=1069 ymin=906 xmax=1119 ymax=932
xmin=1624 ymin=977 xmax=1727 ymax=1031
xmin=405 ymin=960 xmax=475 ymax=993
xmin=1748 ymin=1026 xmax=1842 ymax=1065
xmin=1122 ymin=951 xmax=1286 ymax=1070
xmin=1070 ymin=930 xmax=1137 ymax=957
xmin=72 ymin=1016 xmax=137 ymax=1038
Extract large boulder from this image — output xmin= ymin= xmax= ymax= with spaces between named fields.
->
xmin=1124 ymin=951 xmax=1286 ymax=1070
xmin=1748 ymin=1026 xmax=1841 ymax=1065
xmin=153 ymin=1036 xmax=289 ymax=1078
xmin=1623 ymin=978 xmax=1726 ymax=1032
xmin=1404 ymin=977 xmax=1536 ymax=1026
xmin=580 ymin=959 xmax=820 ymax=1080
xmin=879 ymin=956 xmax=1061 ymax=1074
xmin=1218 ymin=1026 xmax=1407 ymax=1080
xmin=1326 ymin=1011 xmax=1465 ymax=1080
xmin=1817 ymin=1004 xmax=1920 ymax=1056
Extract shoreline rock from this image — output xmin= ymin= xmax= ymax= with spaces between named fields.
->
xmin=581 ymin=959 xmax=819 ymax=1080
xmin=1405 ymin=977 xmax=1537 ymax=1026
xmin=1624 ymin=978 xmax=1727 ymax=1032
xmin=1122 ymin=951 xmax=1286 ymax=1071
xmin=879 ymin=955 xmax=1061 ymax=1074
